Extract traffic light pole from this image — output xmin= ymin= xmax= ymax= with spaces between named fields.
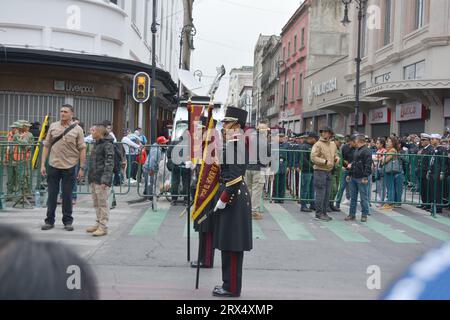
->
xmin=150 ymin=0 xmax=157 ymax=144
xmin=138 ymin=102 xmax=144 ymax=129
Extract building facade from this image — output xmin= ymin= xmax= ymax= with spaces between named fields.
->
xmin=225 ymin=66 xmax=254 ymax=120
xmin=304 ymin=0 xmax=450 ymax=137
xmin=252 ymin=34 xmax=271 ymax=126
xmin=260 ymin=35 xmax=281 ymax=127
xmin=0 ymin=0 xmax=194 ymax=138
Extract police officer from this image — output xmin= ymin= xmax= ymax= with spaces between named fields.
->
xmin=417 ymin=134 xmax=434 ymax=211
xmin=429 ymin=134 xmax=446 ymax=214
xmin=212 ymin=106 xmax=252 ymax=298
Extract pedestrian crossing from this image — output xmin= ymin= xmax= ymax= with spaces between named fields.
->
xmin=130 ymin=202 xmax=450 ymax=246
xmin=0 ymin=205 xmax=131 ymax=259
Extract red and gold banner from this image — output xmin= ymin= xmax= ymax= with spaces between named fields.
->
xmin=191 ymin=104 xmax=221 ymax=222
xmin=188 ymin=100 xmax=204 ymax=165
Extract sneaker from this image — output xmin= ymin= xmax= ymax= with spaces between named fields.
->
xmin=300 ymin=207 xmax=312 ymax=213
xmin=316 ymin=214 xmax=332 ymax=222
xmin=342 ymin=199 xmax=350 ymax=205
xmin=93 ymin=229 xmax=107 ymax=237
xmin=64 ymin=224 xmax=74 ymax=232
xmin=345 ymin=215 xmax=356 ymax=222
xmin=41 ymin=224 xmax=54 ymax=231
xmin=86 ymin=226 xmax=98 ymax=233
xmin=381 ymin=204 xmax=394 ymax=210
xmin=361 ymin=216 xmax=368 ymax=223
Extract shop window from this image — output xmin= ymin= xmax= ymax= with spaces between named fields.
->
xmin=383 ymin=0 xmax=392 ymax=46
xmin=415 ymin=0 xmax=426 ymax=29
xmin=404 ymin=61 xmax=425 ymax=80
xmin=294 ymin=35 xmax=297 ymax=52
xmin=300 ymin=28 xmax=305 ymax=49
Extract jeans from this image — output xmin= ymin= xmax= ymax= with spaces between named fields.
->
xmin=375 ymin=176 xmax=386 ymax=203
xmin=45 ymin=166 xmax=75 ymax=226
xmin=349 ymin=178 xmax=370 ymax=217
xmin=171 ymin=166 xmax=190 ymax=201
xmin=126 ymin=154 xmax=138 ymax=180
xmin=385 ymin=172 xmax=404 ymax=204
xmin=313 ymin=170 xmax=332 ymax=215
xmin=300 ymin=172 xmax=314 ymax=207
xmin=335 ymin=170 xmax=350 ymax=206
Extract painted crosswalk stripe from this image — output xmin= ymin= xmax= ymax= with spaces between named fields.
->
xmin=380 ymin=212 xmax=450 ymax=241
xmin=252 ymin=221 xmax=266 ymax=240
xmin=312 ymin=216 xmax=370 ymax=243
xmin=426 ymin=215 xmax=450 ymax=227
xmin=266 ymin=204 xmax=315 ymax=241
xmin=366 ymin=218 xmax=419 ymax=244
xmin=130 ymin=208 xmax=169 ymax=237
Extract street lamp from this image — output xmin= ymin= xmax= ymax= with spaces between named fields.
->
xmin=193 ymin=69 xmax=203 ymax=83
xmin=341 ymin=0 xmax=367 ymax=134
xmin=178 ymin=24 xmax=197 ymax=98
xmin=277 ymin=60 xmax=288 ymax=128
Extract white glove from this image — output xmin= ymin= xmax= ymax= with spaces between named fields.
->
xmin=185 ymin=161 xmax=193 ymax=169
xmin=214 ymin=199 xmax=227 ymax=212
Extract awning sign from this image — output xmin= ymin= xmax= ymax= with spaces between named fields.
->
xmin=396 ymin=101 xmax=423 ymax=122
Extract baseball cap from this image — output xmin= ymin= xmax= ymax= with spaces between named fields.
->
xmin=157 ymin=136 xmax=169 ymax=145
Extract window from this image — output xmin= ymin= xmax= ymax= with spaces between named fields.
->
xmin=283 ymin=47 xmax=286 ymax=60
xmin=294 ymin=35 xmax=297 ymax=52
xmin=383 ymin=0 xmax=392 ymax=46
xmin=300 ymin=28 xmax=305 ymax=48
xmin=281 ymin=84 xmax=285 ymax=106
xmin=404 ymin=61 xmax=425 ymax=80
xmin=288 ymin=42 xmax=291 ymax=57
xmin=415 ymin=0 xmax=426 ymax=29
xmin=292 ymin=78 xmax=296 ymax=101
xmin=299 ymin=73 xmax=303 ymax=98
xmin=285 ymin=81 xmax=289 ymax=103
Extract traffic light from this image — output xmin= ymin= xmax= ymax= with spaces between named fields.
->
xmin=133 ymin=72 xmax=151 ymax=103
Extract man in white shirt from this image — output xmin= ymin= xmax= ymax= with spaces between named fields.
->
xmin=121 ymin=129 xmax=142 ymax=181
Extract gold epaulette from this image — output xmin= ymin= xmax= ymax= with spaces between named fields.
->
xmin=225 ymin=176 xmax=243 ymax=187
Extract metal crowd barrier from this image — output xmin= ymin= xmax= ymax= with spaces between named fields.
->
xmin=264 ymin=149 xmax=448 ymax=217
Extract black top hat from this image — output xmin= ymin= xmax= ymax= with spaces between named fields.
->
xmin=222 ymin=106 xmax=248 ymax=128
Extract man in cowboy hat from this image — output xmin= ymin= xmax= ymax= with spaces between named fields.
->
xmin=212 ymin=106 xmax=252 ymax=298
xmin=310 ymin=127 xmax=340 ymax=221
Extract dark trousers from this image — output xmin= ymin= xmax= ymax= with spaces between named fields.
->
xmin=126 ymin=155 xmax=138 ymax=180
xmin=314 ymin=170 xmax=332 ymax=215
xmin=221 ymin=251 xmax=244 ymax=295
xmin=199 ymin=232 xmax=215 ymax=267
xmin=171 ymin=167 xmax=189 ymax=201
xmin=430 ymin=175 xmax=444 ymax=212
xmin=273 ymin=172 xmax=286 ymax=200
xmin=420 ymin=171 xmax=431 ymax=208
xmin=45 ymin=166 xmax=75 ymax=226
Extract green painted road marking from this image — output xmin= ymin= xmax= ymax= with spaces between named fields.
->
xmin=366 ymin=218 xmax=419 ymax=244
xmin=317 ymin=217 xmax=370 ymax=243
xmin=426 ymin=215 xmax=450 ymax=227
xmin=382 ymin=213 xmax=450 ymax=241
xmin=265 ymin=204 xmax=314 ymax=241
xmin=130 ymin=208 xmax=168 ymax=237
xmin=252 ymin=221 xmax=266 ymax=240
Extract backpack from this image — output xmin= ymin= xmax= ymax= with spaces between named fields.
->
xmin=113 ymin=143 xmax=123 ymax=174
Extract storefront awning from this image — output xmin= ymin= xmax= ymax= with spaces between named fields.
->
xmin=0 ymin=47 xmax=178 ymax=95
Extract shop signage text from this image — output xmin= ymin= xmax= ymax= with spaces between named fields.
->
xmin=54 ymin=81 xmax=95 ymax=94
xmin=396 ymin=101 xmax=423 ymax=122
xmin=369 ymin=107 xmax=390 ymax=124
xmin=313 ymin=78 xmax=337 ymax=97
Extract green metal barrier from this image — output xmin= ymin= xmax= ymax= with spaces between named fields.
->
xmin=264 ymin=149 xmax=449 ymax=217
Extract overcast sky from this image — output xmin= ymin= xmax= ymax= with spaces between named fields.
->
xmin=190 ymin=0 xmax=303 ymax=103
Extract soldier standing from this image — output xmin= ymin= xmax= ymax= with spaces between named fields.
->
xmin=17 ymin=120 xmax=34 ymax=197
xmin=329 ymin=134 xmax=345 ymax=212
xmin=299 ymin=132 xmax=317 ymax=212
xmin=4 ymin=122 xmax=20 ymax=200
xmin=212 ymin=107 xmax=252 ymax=298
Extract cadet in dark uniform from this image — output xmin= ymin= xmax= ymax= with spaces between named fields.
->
xmin=429 ymin=134 xmax=446 ymax=214
xmin=192 ymin=116 xmax=217 ymax=269
xmin=417 ymin=134 xmax=434 ymax=210
xmin=274 ymin=131 xmax=288 ymax=203
xmin=212 ymin=107 xmax=252 ymax=298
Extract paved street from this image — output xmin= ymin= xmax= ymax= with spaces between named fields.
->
xmin=1 ymin=189 xmax=449 ymax=300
